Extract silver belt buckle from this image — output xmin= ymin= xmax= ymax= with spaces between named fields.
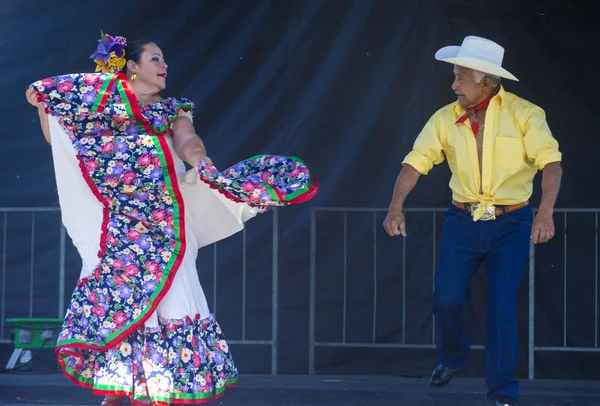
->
xmin=471 ymin=203 xmax=496 ymax=221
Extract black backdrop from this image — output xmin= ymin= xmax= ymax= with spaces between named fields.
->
xmin=1 ymin=0 xmax=599 ymax=380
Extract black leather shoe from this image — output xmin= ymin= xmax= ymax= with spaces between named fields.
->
xmin=429 ymin=364 xmax=457 ymax=387
xmin=494 ymin=396 xmax=518 ymax=405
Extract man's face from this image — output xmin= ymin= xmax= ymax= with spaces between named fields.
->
xmin=451 ymin=65 xmax=487 ymax=108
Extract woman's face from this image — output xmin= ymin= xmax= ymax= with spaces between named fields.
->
xmin=129 ymin=42 xmax=168 ymax=91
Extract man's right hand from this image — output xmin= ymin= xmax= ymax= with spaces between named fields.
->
xmin=382 ymin=164 xmax=420 ymax=237
xmin=383 ymin=209 xmax=406 ymax=237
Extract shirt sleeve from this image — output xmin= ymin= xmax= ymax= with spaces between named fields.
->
xmin=402 ymin=111 xmax=445 ymax=175
xmin=522 ymin=107 xmax=562 ymax=170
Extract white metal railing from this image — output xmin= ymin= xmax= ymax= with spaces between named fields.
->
xmin=4 ymin=206 xmax=598 ymax=379
xmin=308 ymin=207 xmax=600 ymax=380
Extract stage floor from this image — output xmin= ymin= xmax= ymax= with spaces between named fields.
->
xmin=0 ymin=372 xmax=599 ymax=406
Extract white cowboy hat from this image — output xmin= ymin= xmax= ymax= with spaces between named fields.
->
xmin=435 ymin=36 xmax=518 ymax=81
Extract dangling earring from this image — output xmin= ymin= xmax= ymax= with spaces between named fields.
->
xmin=130 ymin=73 xmax=137 ymax=82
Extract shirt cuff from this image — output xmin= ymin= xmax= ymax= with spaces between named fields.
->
xmin=402 ymin=152 xmax=433 ymax=175
xmin=535 ymin=151 xmax=562 ymax=170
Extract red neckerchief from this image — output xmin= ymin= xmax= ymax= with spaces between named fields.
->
xmin=455 ymin=93 xmax=495 ymax=135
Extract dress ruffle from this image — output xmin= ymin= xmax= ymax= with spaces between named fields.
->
xmin=58 ymin=314 xmax=237 ymax=405
xmin=196 ymin=155 xmax=319 ymax=207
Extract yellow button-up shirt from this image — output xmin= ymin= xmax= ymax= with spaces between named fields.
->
xmin=402 ymin=86 xmax=561 ymax=220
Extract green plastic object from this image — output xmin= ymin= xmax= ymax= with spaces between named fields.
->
xmin=5 ymin=318 xmax=64 ymax=349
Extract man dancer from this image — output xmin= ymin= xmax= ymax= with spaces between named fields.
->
xmin=383 ymin=36 xmax=562 ymax=406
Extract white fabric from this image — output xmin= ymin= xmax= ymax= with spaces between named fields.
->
xmin=49 ymin=117 xmax=103 ymax=276
xmin=435 ymin=36 xmax=519 ymax=81
xmin=48 ymin=115 xmax=258 ymax=325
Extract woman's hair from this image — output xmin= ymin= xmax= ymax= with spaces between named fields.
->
xmin=122 ymin=39 xmax=155 ymax=74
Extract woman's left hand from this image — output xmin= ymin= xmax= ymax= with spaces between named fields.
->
xmin=197 ymin=156 xmax=213 ymax=167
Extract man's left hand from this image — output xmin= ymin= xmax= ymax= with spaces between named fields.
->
xmin=531 ymin=210 xmax=555 ymax=244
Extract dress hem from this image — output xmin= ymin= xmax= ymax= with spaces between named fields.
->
xmin=57 ymin=361 xmax=239 ymax=405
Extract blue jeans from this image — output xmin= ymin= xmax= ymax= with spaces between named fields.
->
xmin=432 ymin=203 xmax=532 ymax=401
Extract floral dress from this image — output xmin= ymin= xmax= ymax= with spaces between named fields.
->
xmin=28 ymin=72 xmax=317 ymax=405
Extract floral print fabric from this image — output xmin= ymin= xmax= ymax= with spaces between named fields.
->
xmin=197 ymin=154 xmax=318 ymax=206
xmin=29 ymin=72 xmax=191 ymax=350
xmin=59 ymin=314 xmax=237 ymax=405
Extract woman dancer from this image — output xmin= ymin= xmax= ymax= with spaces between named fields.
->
xmin=26 ymin=32 xmax=317 ymax=405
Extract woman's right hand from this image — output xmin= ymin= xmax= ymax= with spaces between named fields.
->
xmin=25 ymin=88 xmax=42 ymax=108
xmin=26 ymin=87 xmax=51 ymax=144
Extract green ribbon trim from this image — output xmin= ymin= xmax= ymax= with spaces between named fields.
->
xmin=91 ymin=73 xmax=117 ymax=112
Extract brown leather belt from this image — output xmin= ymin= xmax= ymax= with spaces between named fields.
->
xmin=452 ymin=200 xmax=529 ymax=217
